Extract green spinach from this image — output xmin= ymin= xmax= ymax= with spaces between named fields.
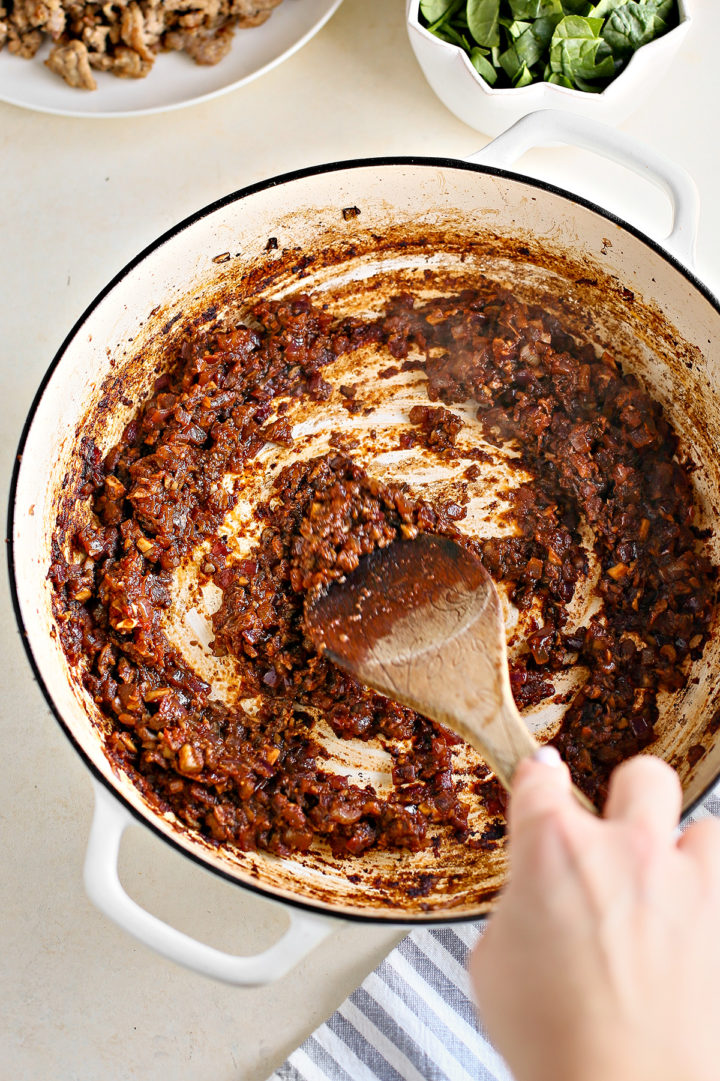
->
xmin=602 ymin=2 xmax=666 ymax=57
xmin=467 ymin=0 xmax=501 ymax=48
xmin=418 ymin=0 xmax=678 ymax=92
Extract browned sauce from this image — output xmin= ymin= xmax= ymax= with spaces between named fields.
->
xmin=50 ymin=288 xmax=716 ymax=860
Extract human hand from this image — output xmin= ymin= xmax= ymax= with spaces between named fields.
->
xmin=470 ymin=750 xmax=720 ymax=1081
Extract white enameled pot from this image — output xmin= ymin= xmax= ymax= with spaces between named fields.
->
xmin=9 ymin=110 xmax=720 ymax=984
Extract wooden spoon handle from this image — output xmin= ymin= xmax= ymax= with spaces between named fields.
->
xmin=460 ymin=696 xmax=538 ymax=793
xmin=464 ymin=698 xmax=597 ymax=815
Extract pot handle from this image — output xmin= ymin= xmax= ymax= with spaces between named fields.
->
xmin=467 ymin=109 xmax=698 ymax=267
xmin=84 ymin=779 xmax=340 ymax=985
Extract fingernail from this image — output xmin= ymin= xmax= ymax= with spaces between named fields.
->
xmin=533 ymin=745 xmax=563 ymax=768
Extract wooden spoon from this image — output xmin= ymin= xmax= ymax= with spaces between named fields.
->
xmin=306 ymin=533 xmax=595 ymax=812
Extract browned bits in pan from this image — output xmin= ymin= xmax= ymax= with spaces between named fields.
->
xmin=49 ymin=287 xmax=716 ymax=861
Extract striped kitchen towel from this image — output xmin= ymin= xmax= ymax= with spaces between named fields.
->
xmin=269 ymin=784 xmax=720 ymax=1081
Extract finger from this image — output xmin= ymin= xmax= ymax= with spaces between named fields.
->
xmin=468 ymin=933 xmax=491 ymax=1012
xmin=603 ymin=755 xmax=681 ymax=839
xmin=509 ymin=746 xmax=574 ymax=838
xmin=678 ymin=817 xmax=720 ymax=883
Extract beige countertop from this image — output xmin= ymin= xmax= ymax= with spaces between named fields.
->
xmin=2 ymin=1 xmax=719 ymax=1078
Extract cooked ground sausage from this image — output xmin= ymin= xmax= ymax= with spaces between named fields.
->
xmin=2 ymin=0 xmax=284 ymax=89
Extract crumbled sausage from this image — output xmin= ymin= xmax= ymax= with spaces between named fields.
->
xmin=2 ymin=0 xmax=284 ymax=88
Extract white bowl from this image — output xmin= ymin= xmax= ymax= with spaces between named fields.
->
xmin=406 ymin=0 xmax=691 ymax=136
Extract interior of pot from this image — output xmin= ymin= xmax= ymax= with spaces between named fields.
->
xmin=12 ymin=160 xmax=720 ymax=921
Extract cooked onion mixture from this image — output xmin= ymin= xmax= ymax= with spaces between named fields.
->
xmin=0 ymin=1 xmax=283 ymax=89
xmin=50 ymin=288 xmax=716 ymax=859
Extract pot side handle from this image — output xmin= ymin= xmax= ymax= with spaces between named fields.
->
xmin=466 ymin=109 xmax=698 ymax=267
xmin=84 ymin=779 xmax=340 ymax=985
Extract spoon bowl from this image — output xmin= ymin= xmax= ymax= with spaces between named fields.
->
xmin=306 ymin=534 xmax=595 ymax=811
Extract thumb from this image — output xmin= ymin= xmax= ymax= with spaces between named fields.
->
xmin=509 ymin=746 xmax=575 ymax=839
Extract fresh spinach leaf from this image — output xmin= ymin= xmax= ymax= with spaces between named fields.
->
xmin=499 ymin=42 xmax=522 ymax=77
xmin=443 ymin=23 xmax=474 ymax=46
xmin=556 ymin=13 xmax=604 ymax=34
xmin=508 ymin=0 xmax=562 ymax=16
xmin=560 ymin=0 xmax=594 ymax=13
xmin=504 ymin=18 xmax=533 ymax=37
xmin=514 ymin=23 xmax=546 ymax=65
xmin=527 ymin=12 xmax=564 ymax=54
xmin=470 ymin=46 xmax=499 ymax=81
xmin=513 ymin=61 xmax=535 ymax=84
xmin=645 ymin=0 xmax=674 ymax=20
xmin=567 ymin=38 xmax=615 ymax=79
xmin=587 ymin=0 xmax=629 ymax=15
xmin=467 ymin=0 xmax=501 ymax=46
xmin=602 ymin=2 xmax=665 ymax=56
xmin=551 ymin=15 xmax=615 ymax=80
xmin=423 ymin=0 xmax=465 ymax=31
xmin=420 ymin=0 xmax=456 ymax=22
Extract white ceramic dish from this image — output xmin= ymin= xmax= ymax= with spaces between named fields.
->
xmin=10 ymin=111 xmax=720 ymax=983
xmin=406 ymin=0 xmax=691 ymax=135
xmin=0 ymin=0 xmax=344 ymax=118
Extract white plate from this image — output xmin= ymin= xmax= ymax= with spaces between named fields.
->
xmin=0 ymin=0 xmax=344 ymax=118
